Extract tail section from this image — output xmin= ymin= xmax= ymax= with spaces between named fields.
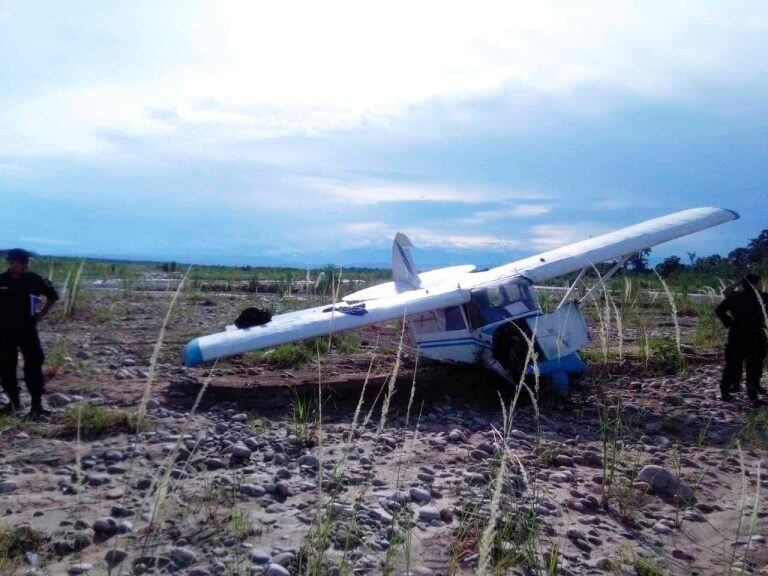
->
xmin=392 ymin=232 xmax=421 ymax=289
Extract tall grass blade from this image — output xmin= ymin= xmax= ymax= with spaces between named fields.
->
xmin=136 ymin=266 xmax=191 ymax=428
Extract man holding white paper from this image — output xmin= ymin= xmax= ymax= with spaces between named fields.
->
xmin=0 ymin=249 xmax=59 ymax=419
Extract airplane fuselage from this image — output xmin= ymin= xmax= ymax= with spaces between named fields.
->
xmin=407 ymin=279 xmax=590 ymax=392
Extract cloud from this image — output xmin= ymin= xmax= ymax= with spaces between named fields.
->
xmin=593 ymin=198 xmax=637 ymax=211
xmin=403 ymin=228 xmax=521 ymax=251
xmin=0 ymin=162 xmax=28 ymax=176
xmin=0 ymin=86 xmax=175 ymax=157
xmin=340 ymin=221 xmax=520 ymax=252
xmin=339 ymin=221 xmax=394 ymax=244
xmin=0 ymin=1 xmax=763 ymax=266
xmin=20 ymin=236 xmax=75 ymax=247
xmin=2 ymin=1 xmax=767 ymax=158
xmin=469 ymin=203 xmax=551 ymax=222
xmin=311 ymin=179 xmax=544 ymax=205
xmin=529 ymin=224 xmax=599 ymax=250
xmin=591 ymin=196 xmax=655 ymax=211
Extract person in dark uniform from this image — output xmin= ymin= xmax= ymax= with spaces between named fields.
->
xmin=0 ymin=249 xmax=59 ymax=418
xmin=715 ymin=273 xmax=767 ymax=407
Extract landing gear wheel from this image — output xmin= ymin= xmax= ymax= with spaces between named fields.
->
xmin=492 ymin=322 xmax=531 ymax=383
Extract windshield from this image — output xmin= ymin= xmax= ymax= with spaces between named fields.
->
xmin=467 ymin=281 xmax=538 ymax=327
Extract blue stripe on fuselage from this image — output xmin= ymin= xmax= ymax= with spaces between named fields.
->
xmin=418 ymin=338 xmax=490 ymax=350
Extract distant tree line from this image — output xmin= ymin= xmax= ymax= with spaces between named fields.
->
xmin=626 ymin=228 xmax=768 ymax=278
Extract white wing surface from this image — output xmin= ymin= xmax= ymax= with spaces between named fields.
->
xmin=183 ymin=286 xmax=470 ymax=366
xmin=465 ymin=207 xmax=738 ymax=287
xmin=344 ymin=265 xmax=476 ymax=303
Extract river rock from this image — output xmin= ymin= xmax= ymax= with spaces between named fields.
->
xmin=0 ymin=481 xmax=18 ymax=494
xmin=637 ymin=465 xmax=695 ymax=502
xmin=418 ymin=506 xmax=441 ymax=523
xmin=409 ymin=487 xmax=431 ymax=504
xmin=265 ymin=564 xmax=290 ymax=576
xmin=93 ymin=518 xmax=118 ymax=538
xmin=169 ymin=547 xmax=197 ymax=567
xmin=48 ymin=393 xmax=72 ymax=407
xmin=105 ymin=549 xmax=128 ymax=566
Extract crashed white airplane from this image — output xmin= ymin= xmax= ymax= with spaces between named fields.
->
xmin=183 ymin=207 xmax=738 ymax=393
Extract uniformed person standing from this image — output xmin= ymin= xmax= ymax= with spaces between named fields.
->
xmin=0 ymin=249 xmax=60 ymax=418
xmin=715 ymin=273 xmax=768 ymax=407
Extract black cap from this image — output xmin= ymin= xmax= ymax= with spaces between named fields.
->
xmin=6 ymin=248 xmax=31 ymax=263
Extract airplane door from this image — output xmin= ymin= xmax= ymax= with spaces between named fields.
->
xmin=525 ymin=302 xmax=589 ymax=360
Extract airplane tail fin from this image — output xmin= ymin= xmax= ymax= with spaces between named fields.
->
xmin=392 ymin=232 xmax=421 ymax=289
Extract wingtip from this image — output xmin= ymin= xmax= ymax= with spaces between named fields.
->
xmin=724 ymin=208 xmax=740 ymax=221
xmin=182 ymin=338 xmax=204 ymax=367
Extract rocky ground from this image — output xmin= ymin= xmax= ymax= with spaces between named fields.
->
xmin=0 ymin=289 xmax=766 ymax=576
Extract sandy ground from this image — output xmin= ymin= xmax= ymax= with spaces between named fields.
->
xmin=0 ymin=289 xmax=766 ymax=576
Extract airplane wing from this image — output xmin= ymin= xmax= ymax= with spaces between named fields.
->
xmin=183 ymin=285 xmax=470 ymax=366
xmin=468 ymin=206 xmax=738 ymax=286
xmin=344 ymin=265 xmax=476 ymax=303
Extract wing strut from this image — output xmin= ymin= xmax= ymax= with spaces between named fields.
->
xmin=557 ymin=268 xmax=588 ymax=308
xmin=579 ymin=256 xmax=628 ymax=303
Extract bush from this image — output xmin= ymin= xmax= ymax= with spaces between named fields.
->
xmin=254 ymin=333 xmax=360 ymax=369
xmin=740 ymin=408 xmax=768 ymax=450
xmin=648 ymin=338 xmax=685 ymax=374
xmin=59 ymin=403 xmax=137 ymax=436
xmin=633 ymin=554 xmax=664 ymax=576
xmin=0 ymin=526 xmax=45 ymax=567
xmin=692 ymin=306 xmax=726 ymax=350
xmin=261 ymin=343 xmax=314 ymax=368
xmin=326 ymin=333 xmax=360 ymax=354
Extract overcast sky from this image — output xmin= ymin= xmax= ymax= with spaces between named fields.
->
xmin=1 ymin=1 xmax=766 ymax=267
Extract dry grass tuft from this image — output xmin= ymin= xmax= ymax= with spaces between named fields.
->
xmin=0 ymin=525 xmax=46 ymax=570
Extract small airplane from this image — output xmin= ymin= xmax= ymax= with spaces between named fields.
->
xmin=183 ymin=207 xmax=738 ymax=393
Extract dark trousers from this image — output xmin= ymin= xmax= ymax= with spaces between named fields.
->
xmin=0 ymin=327 xmax=45 ymax=408
xmin=721 ymin=340 xmax=767 ymax=401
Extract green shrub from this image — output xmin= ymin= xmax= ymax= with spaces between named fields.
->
xmin=634 ymin=554 xmax=665 ymax=576
xmin=692 ymin=305 xmax=726 ymax=350
xmin=59 ymin=403 xmax=137 ymax=436
xmin=740 ymin=408 xmax=768 ymax=453
xmin=254 ymin=333 xmax=361 ymax=369
xmin=648 ymin=338 xmax=685 ymax=374
xmin=261 ymin=343 xmax=314 ymax=368
xmin=0 ymin=526 xmax=45 ymax=567
xmin=290 ymin=391 xmax=317 ymax=447
xmin=326 ymin=332 xmax=360 ymax=354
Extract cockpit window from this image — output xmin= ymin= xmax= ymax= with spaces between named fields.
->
xmin=503 ymin=283 xmax=523 ymax=302
xmin=487 ymin=286 xmax=506 ymax=307
xmin=444 ymin=306 xmax=466 ymax=331
xmin=467 ymin=280 xmax=539 ymax=328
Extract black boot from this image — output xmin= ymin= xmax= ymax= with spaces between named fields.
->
xmin=0 ymin=401 xmax=22 ymax=415
xmin=27 ymin=395 xmax=51 ymax=420
xmin=0 ymin=391 xmax=23 ymax=415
